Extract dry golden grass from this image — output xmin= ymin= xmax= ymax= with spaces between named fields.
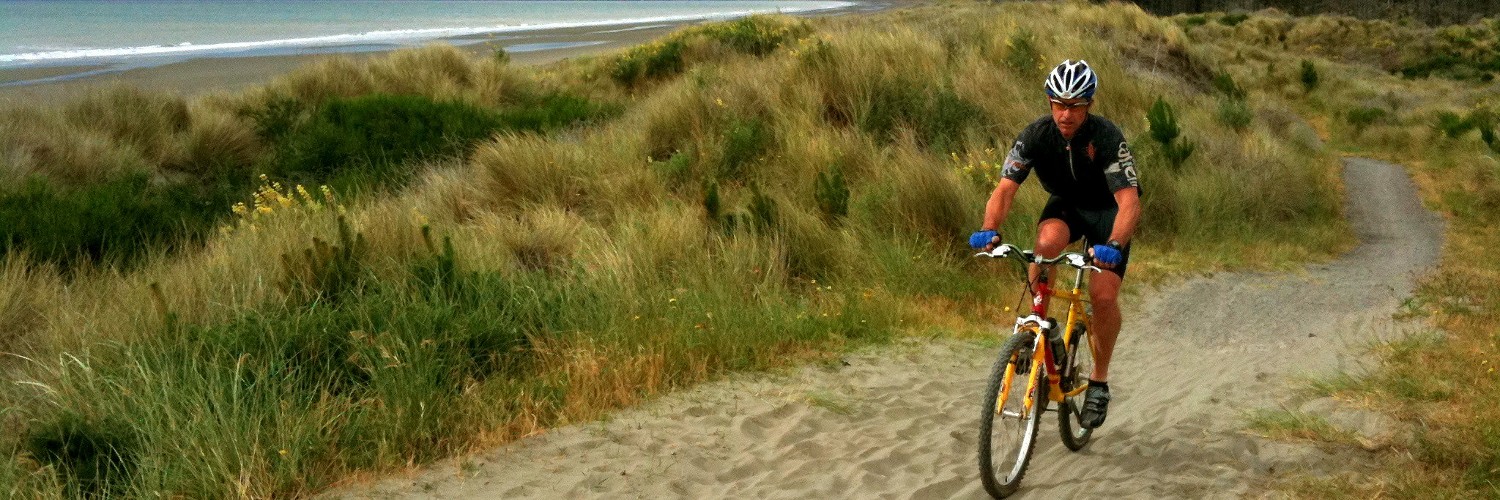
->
xmin=0 ymin=3 xmax=1376 ymax=496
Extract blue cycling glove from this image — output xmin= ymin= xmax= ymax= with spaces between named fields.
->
xmin=1092 ymin=243 xmax=1122 ymax=265
xmin=969 ymin=230 xmax=999 ymax=249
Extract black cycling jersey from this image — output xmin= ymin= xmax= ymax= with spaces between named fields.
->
xmin=1000 ymin=114 xmax=1140 ymax=210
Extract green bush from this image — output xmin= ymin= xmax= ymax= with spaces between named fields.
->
xmin=1147 ymin=97 xmax=1196 ymax=168
xmin=858 ymin=79 xmax=983 ymax=152
xmin=1003 ymin=29 xmax=1043 ymax=78
xmin=245 ymin=96 xmax=306 ymax=143
xmin=1147 ymin=97 xmax=1182 ymax=145
xmin=1435 ymin=111 xmax=1474 ymax=139
xmin=747 ymin=184 xmax=777 ymax=231
xmin=1346 ymin=106 xmax=1388 ymax=136
xmin=277 ymin=215 xmax=370 ymax=305
xmin=651 ymin=149 xmax=696 ymax=188
xmin=703 ymin=180 xmax=722 ymax=223
xmin=612 ymin=40 xmax=685 ymax=88
xmin=270 ymin=93 xmax=614 ymax=191
xmin=1300 ymin=60 xmax=1320 ymax=92
xmin=814 ymin=165 xmax=850 ymax=222
xmin=1217 ymin=98 xmax=1253 ymax=131
xmin=1212 ymin=71 xmax=1247 ymax=99
xmin=0 ymin=174 xmax=223 ymax=270
xmin=273 ymin=94 xmax=503 ymax=189
xmin=1180 ymin=15 xmax=1209 ymax=28
xmin=25 ymin=413 xmax=137 ymax=497
xmin=720 ymin=118 xmax=771 ymax=181
xmin=499 ymin=92 xmax=621 ymax=133
xmin=701 ymin=16 xmax=809 ymax=57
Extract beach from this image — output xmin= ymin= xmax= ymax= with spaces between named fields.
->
xmin=0 ymin=2 xmax=879 ymax=106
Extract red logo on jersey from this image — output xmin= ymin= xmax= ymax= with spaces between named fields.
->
xmin=1086 ymin=143 xmax=1097 ymax=161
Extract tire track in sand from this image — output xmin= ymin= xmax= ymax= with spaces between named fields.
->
xmin=332 ymin=158 xmax=1442 ymax=499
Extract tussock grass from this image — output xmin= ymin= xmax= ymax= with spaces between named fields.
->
xmin=0 ymin=3 xmax=1358 ymax=496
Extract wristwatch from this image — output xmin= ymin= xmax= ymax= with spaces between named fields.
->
xmin=1106 ymin=240 xmax=1123 ymax=250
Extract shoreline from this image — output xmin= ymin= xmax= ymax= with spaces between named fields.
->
xmin=0 ymin=2 xmax=885 ymax=107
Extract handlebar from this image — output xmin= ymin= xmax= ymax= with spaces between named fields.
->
xmin=973 ymin=243 xmax=1103 ymax=273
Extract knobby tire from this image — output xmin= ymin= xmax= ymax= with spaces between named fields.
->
xmin=1057 ymin=323 xmax=1094 ymax=451
xmin=977 ymin=332 xmax=1045 ymax=498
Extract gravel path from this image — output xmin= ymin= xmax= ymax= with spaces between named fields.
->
xmin=332 ymin=158 xmax=1443 ymax=499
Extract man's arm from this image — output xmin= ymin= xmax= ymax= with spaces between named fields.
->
xmin=1108 ymin=187 xmax=1139 ymax=246
xmin=983 ymin=178 xmax=1022 ymax=232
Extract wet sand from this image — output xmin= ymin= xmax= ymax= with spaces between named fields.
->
xmin=0 ymin=0 xmax=893 ymax=106
xmin=0 ymin=21 xmax=685 ymax=106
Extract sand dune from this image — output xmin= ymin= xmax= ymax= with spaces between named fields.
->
xmin=329 ymin=160 xmax=1438 ymax=498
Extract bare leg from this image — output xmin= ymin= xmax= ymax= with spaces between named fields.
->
xmin=1029 ymin=220 xmax=1070 ymax=312
xmin=1087 ymin=270 xmax=1122 ymax=382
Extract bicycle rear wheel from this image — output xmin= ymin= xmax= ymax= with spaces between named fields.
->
xmin=978 ymin=332 xmax=1046 ymax=498
xmin=1058 ymin=323 xmax=1094 ymax=451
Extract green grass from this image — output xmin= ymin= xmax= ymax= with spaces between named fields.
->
xmin=0 ymin=174 xmax=227 ymax=270
xmin=1246 ymin=408 xmax=1357 ymax=444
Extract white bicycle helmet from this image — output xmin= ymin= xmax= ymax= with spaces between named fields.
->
xmin=1045 ymin=60 xmax=1098 ymax=100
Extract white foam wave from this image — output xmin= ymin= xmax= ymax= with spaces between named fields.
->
xmin=0 ymin=2 xmax=855 ymax=65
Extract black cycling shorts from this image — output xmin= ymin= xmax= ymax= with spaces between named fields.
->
xmin=1038 ymin=196 xmax=1130 ymax=278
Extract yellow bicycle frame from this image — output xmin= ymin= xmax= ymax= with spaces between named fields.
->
xmin=998 ymin=280 xmax=1092 ymax=417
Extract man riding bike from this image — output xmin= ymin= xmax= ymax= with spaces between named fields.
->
xmin=968 ymin=60 xmax=1140 ymax=429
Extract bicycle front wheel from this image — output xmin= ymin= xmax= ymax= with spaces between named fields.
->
xmin=977 ymin=332 xmax=1046 ymax=498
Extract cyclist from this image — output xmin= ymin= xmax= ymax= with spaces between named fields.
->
xmin=968 ymin=60 xmax=1140 ymax=429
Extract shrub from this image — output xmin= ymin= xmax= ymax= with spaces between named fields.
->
xmin=814 ymin=165 xmax=850 ymax=222
xmin=0 ymin=174 xmax=222 ymax=270
xmin=858 ymin=79 xmax=983 ymax=151
xmin=494 ymin=48 xmax=510 ymax=65
xmin=1346 ymin=106 xmax=1389 ymax=136
xmin=703 ymin=180 xmax=722 ymax=223
xmin=25 ymin=413 xmax=137 ymax=497
xmin=272 ymin=91 xmax=620 ymax=194
xmin=701 ymin=16 xmax=809 ymax=57
xmin=1147 ymin=97 xmax=1196 ymax=169
xmin=499 ymin=92 xmax=621 ymax=133
xmin=720 ymin=117 xmax=771 ymax=182
xmin=747 ymin=184 xmax=777 ymax=231
xmin=1180 ymin=15 xmax=1209 ymax=28
xmin=1217 ymin=98 xmax=1253 ymax=131
xmin=1435 ymin=111 xmax=1474 ymax=139
xmin=273 ymin=94 xmax=503 ymax=189
xmin=612 ymin=40 xmax=685 ymax=88
xmin=1147 ymin=97 xmax=1183 ymax=145
xmin=1212 ymin=71 xmax=1247 ymax=99
xmin=651 ymin=149 xmax=696 ymax=188
xmin=1300 ymin=59 xmax=1320 ymax=92
xmin=1003 ymin=29 xmax=1044 ymax=78
xmin=277 ymin=215 xmax=370 ymax=304
xmin=245 ymin=96 xmax=307 ymax=143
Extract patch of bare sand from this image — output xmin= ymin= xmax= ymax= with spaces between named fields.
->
xmin=326 ymin=160 xmax=1440 ymax=499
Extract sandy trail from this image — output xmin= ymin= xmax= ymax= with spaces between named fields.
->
xmin=332 ymin=157 xmax=1442 ymax=499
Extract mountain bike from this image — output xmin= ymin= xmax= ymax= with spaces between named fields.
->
xmin=974 ymin=243 xmax=1101 ymax=498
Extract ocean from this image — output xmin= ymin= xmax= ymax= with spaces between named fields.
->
xmin=0 ymin=0 xmax=855 ymax=70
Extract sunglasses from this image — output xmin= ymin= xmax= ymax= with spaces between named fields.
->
xmin=1049 ymin=98 xmax=1092 ymax=109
